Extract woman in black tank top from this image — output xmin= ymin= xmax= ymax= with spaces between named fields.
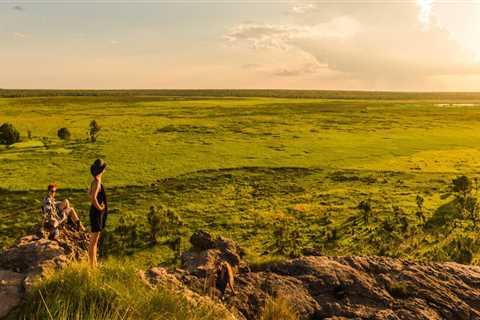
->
xmin=88 ymin=159 xmax=108 ymax=268
xmin=90 ymin=184 xmax=108 ymax=232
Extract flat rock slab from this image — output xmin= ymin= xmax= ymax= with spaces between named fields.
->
xmin=0 ymin=270 xmax=25 ymax=318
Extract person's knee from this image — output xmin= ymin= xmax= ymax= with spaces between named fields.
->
xmin=63 ymin=199 xmax=70 ymax=208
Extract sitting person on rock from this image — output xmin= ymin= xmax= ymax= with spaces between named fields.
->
xmin=42 ymin=183 xmax=85 ymax=240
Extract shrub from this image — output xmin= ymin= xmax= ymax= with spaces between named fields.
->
xmin=267 ymin=216 xmax=305 ymax=258
xmin=148 ymin=206 xmax=161 ymax=245
xmin=385 ymin=279 xmax=409 ymax=299
xmin=357 ymin=199 xmax=372 ymax=223
xmin=89 ymin=120 xmax=101 ymax=142
xmin=0 ymin=122 xmax=20 ymax=145
xmin=57 ymin=127 xmax=71 ymax=140
xmin=259 ymin=296 xmax=299 ymax=320
xmin=452 ymin=175 xmax=472 ymax=198
xmin=114 ymin=215 xmax=138 ymax=249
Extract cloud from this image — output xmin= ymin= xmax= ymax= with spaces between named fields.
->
xmin=271 ymin=62 xmax=323 ymax=77
xmin=225 ymin=2 xmax=480 ymax=89
xmin=12 ymin=5 xmax=23 ymax=11
xmin=13 ymin=32 xmax=28 ymax=39
xmin=225 ymin=16 xmax=360 ymax=50
xmin=292 ymin=3 xmax=316 ymax=14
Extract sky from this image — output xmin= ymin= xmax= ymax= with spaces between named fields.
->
xmin=1 ymin=0 xmax=480 ymax=91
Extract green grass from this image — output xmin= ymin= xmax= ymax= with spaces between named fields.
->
xmin=11 ymin=259 xmax=230 ymax=320
xmin=3 ymin=93 xmax=480 ymax=267
xmin=259 ymin=296 xmax=299 ymax=320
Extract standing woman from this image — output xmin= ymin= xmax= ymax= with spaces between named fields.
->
xmin=88 ymin=159 xmax=108 ymax=268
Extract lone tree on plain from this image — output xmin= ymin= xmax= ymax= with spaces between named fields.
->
xmin=57 ymin=127 xmax=71 ymax=140
xmin=147 ymin=206 xmax=161 ymax=245
xmin=452 ymin=175 xmax=472 ymax=200
xmin=357 ymin=199 xmax=372 ymax=223
xmin=89 ymin=120 xmax=101 ymax=142
xmin=415 ymin=195 xmax=425 ymax=223
xmin=0 ymin=123 xmax=20 ymax=145
xmin=452 ymin=175 xmax=473 ymax=215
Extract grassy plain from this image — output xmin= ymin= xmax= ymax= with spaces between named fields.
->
xmin=2 ymin=92 xmax=480 ymax=267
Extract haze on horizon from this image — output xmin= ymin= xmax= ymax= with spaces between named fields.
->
xmin=1 ymin=0 xmax=480 ymax=91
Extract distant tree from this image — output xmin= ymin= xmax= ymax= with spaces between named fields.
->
xmin=168 ymin=236 xmax=182 ymax=263
xmin=357 ymin=199 xmax=372 ymax=223
xmin=147 ymin=206 xmax=161 ymax=245
xmin=164 ymin=208 xmax=184 ymax=235
xmin=148 ymin=205 xmax=184 ymax=246
xmin=452 ymin=175 xmax=472 ymax=201
xmin=392 ymin=205 xmax=404 ymax=219
xmin=129 ymin=224 xmax=138 ymax=247
xmin=415 ymin=195 xmax=425 ymax=223
xmin=57 ymin=127 xmax=71 ymax=140
xmin=27 ymin=130 xmax=32 ymax=140
xmin=0 ymin=123 xmax=20 ymax=145
xmin=416 ymin=195 xmax=424 ymax=212
xmin=452 ymin=176 xmax=475 ymax=218
xmin=465 ymin=196 xmax=479 ymax=227
xmin=89 ymin=120 xmax=101 ymax=142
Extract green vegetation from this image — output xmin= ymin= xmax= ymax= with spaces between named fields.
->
xmin=0 ymin=122 xmax=20 ymax=145
xmin=11 ymin=260 xmax=229 ymax=320
xmin=259 ymin=296 xmax=299 ymax=320
xmin=89 ymin=120 xmax=101 ymax=143
xmin=57 ymin=127 xmax=71 ymax=140
xmin=3 ymin=93 xmax=480 ymax=268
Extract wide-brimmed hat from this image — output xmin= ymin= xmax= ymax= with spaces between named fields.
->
xmin=90 ymin=158 xmax=107 ymax=177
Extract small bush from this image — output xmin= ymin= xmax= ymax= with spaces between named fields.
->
xmin=385 ymin=280 xmax=409 ymax=299
xmin=148 ymin=206 xmax=161 ymax=245
xmin=0 ymin=122 xmax=20 ymax=145
xmin=89 ymin=120 xmax=101 ymax=142
xmin=259 ymin=296 xmax=299 ymax=320
xmin=57 ymin=127 xmax=71 ymax=140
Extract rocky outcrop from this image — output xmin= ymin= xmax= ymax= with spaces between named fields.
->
xmin=5 ymin=225 xmax=480 ymax=320
xmin=0 ymin=224 xmax=88 ymax=318
xmin=144 ymin=230 xmax=480 ymax=320
xmin=139 ymin=267 xmax=242 ymax=320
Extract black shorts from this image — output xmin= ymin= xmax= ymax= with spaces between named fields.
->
xmin=90 ymin=206 xmax=107 ymax=233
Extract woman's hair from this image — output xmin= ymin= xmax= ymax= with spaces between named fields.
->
xmin=48 ymin=182 xmax=58 ymax=192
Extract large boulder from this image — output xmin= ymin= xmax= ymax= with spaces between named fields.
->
xmin=0 ymin=224 xmax=88 ymax=318
xmin=0 ymin=270 xmax=24 ymax=318
xmin=181 ymin=230 xmax=248 ymax=277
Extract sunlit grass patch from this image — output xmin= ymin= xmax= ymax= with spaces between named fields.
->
xmin=14 ymin=259 xmax=230 ymax=320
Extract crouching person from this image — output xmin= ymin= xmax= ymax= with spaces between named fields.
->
xmin=42 ymin=183 xmax=85 ymax=240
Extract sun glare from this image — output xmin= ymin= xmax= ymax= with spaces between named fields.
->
xmin=416 ymin=0 xmax=434 ymax=28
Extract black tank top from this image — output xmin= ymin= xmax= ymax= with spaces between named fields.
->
xmin=91 ymin=183 xmax=107 ymax=213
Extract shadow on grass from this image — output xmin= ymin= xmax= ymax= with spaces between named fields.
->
xmin=424 ymin=199 xmax=460 ymax=231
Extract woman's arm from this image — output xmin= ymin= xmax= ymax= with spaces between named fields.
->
xmin=89 ymin=180 xmax=105 ymax=211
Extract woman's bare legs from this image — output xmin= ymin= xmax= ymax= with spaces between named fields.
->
xmin=61 ymin=199 xmax=86 ymax=231
xmin=89 ymin=232 xmax=100 ymax=268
